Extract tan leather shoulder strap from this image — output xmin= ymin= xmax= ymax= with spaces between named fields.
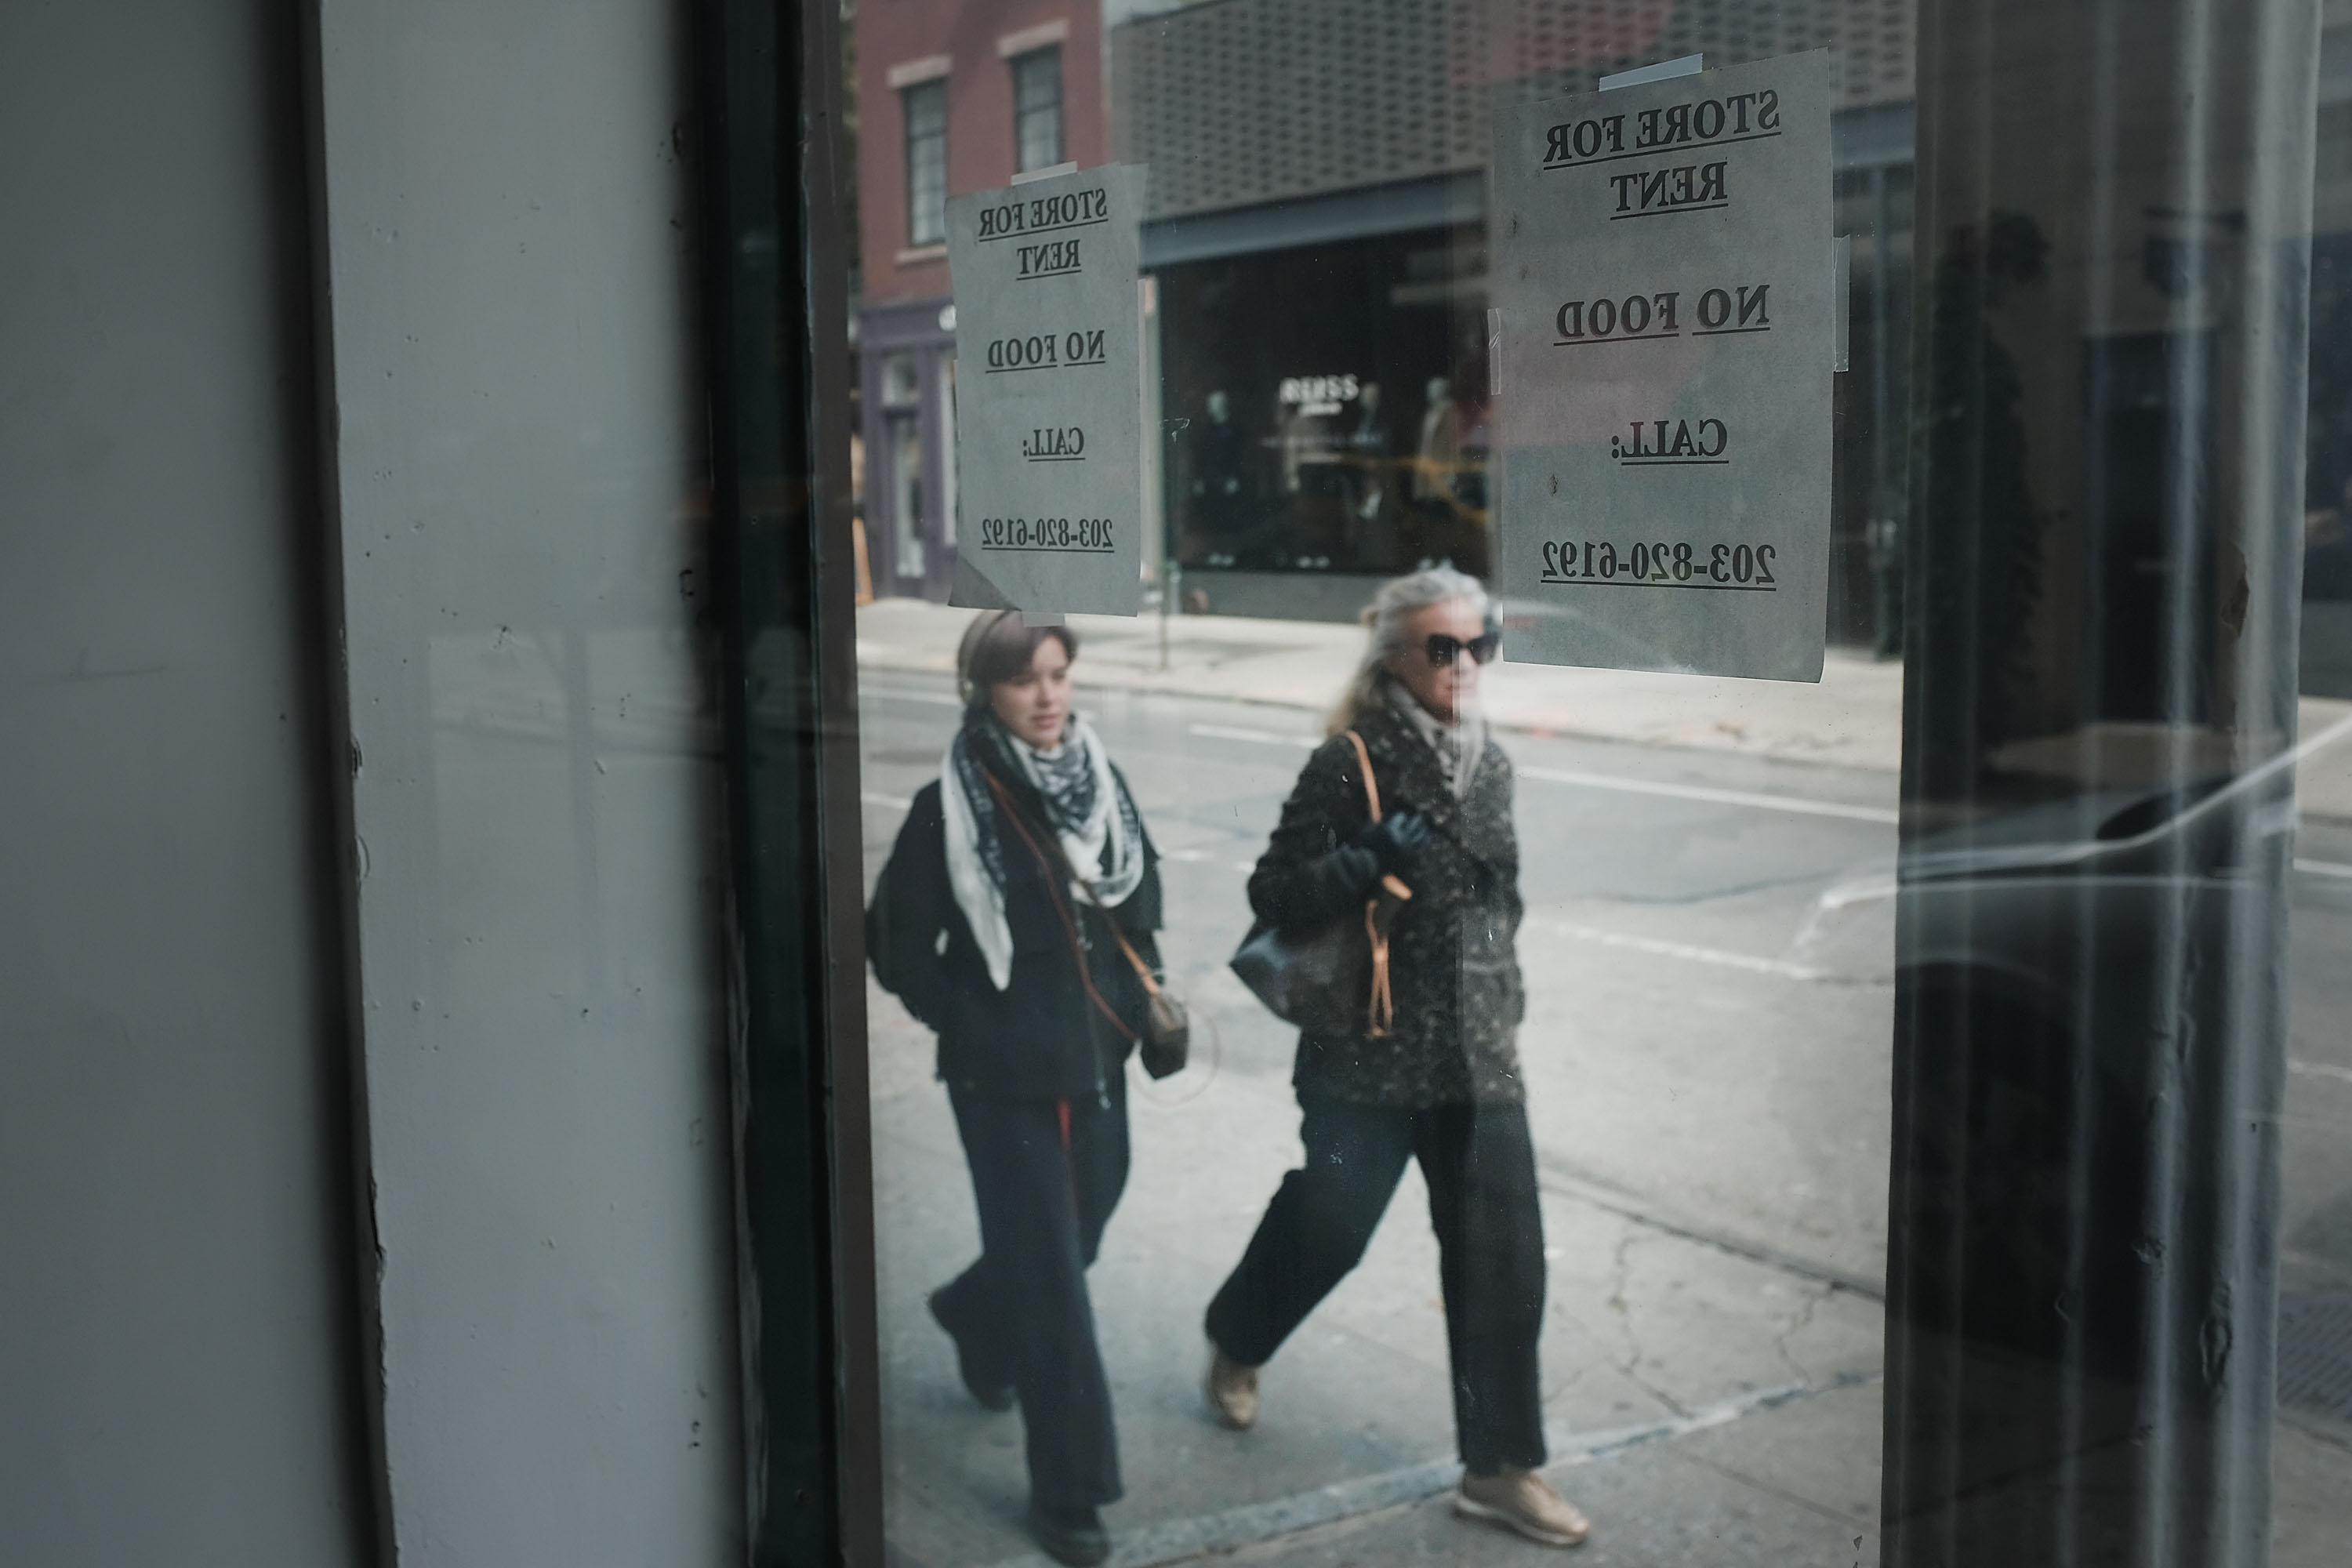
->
xmin=987 ymin=772 xmax=1162 ymax=996
xmin=1343 ymin=728 xmax=1381 ymax=823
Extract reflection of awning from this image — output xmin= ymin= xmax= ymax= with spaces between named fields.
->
xmin=1390 ymin=276 xmax=1487 ymax=308
xmin=1139 ymin=103 xmax=1915 ymax=270
xmin=1141 ymin=172 xmax=1482 ymax=270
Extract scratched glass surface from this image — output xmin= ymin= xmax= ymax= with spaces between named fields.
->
xmin=838 ymin=5 xmax=2352 ymax=1565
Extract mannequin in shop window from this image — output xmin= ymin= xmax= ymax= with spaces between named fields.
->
xmin=1345 ymin=381 xmax=1397 ymax=568
xmin=1189 ymin=388 xmax=1251 ymax=567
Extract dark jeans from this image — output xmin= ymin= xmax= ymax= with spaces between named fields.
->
xmin=1206 ymin=1094 xmax=1548 ymax=1474
xmin=934 ymin=1080 xmax=1128 ymax=1508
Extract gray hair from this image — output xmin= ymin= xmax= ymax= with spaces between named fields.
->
xmin=1327 ymin=567 xmax=1490 ymax=735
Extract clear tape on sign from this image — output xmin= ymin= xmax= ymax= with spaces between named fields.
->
xmin=1832 ymin=237 xmax=1851 ymax=372
xmin=1599 ymin=54 xmax=1705 ymax=93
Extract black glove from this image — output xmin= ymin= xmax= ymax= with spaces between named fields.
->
xmin=1265 ymin=844 xmax=1381 ymax=933
xmin=1352 ymin=808 xmax=1432 ymax=877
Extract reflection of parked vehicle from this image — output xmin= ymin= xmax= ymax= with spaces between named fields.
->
xmin=1861 ymin=747 xmax=2296 ymax=1512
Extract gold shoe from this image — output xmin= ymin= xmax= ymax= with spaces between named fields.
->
xmin=1203 ymin=1344 xmax=1260 ymax=1431
xmin=1455 ymin=1468 xmax=1591 ymax=1548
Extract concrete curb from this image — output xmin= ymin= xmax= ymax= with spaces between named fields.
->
xmin=964 ymin=1373 xmax=1885 ymax=1568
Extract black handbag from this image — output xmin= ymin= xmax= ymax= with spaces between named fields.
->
xmin=1229 ymin=729 xmax=1411 ymax=1037
xmin=985 ymin=772 xmax=1191 ymax=1079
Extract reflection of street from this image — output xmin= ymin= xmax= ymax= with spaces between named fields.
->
xmin=852 ymin=606 xmax=2352 ymax=1567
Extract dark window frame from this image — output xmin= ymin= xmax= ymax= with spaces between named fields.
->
xmin=1011 ymin=45 xmax=1064 ymax=173
xmin=902 ymin=77 xmax=949 ymax=246
xmin=693 ymin=0 xmax=879 ymax=1561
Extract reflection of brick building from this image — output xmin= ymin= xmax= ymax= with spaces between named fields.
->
xmin=1117 ymin=0 xmax=1922 ymax=628
xmin=1119 ymin=0 xmax=2352 ymax=673
xmin=855 ymin=0 xmax=1109 ymax=600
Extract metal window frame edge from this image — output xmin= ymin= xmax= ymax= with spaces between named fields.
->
xmin=695 ymin=0 xmax=881 ymax=1563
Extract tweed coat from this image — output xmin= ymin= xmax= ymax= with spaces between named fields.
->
xmin=1247 ymin=694 xmax=1526 ymax=1106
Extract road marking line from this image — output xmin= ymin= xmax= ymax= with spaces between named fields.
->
xmin=2295 ymin=709 xmax=2352 ymax=762
xmin=1189 ymin=720 xmax=1900 ymax=822
xmin=2296 ymin=857 xmax=2352 ymax=880
xmin=2291 ymin=1059 xmax=2352 ymax=1086
xmin=1189 ymin=722 xmax=1316 ymax=748
xmin=1531 ymin=917 xmax=1827 ymax=979
xmin=861 ymin=683 xmax=962 ymax=706
xmin=1520 ymin=764 xmax=1900 ymax=823
xmin=861 ymin=790 xmax=912 ymax=810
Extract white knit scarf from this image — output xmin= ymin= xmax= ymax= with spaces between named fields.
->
xmin=940 ymin=710 xmax=1145 ymax=990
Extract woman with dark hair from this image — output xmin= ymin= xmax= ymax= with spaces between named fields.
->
xmin=1203 ymin=568 xmax=1590 ymax=1548
xmin=866 ymin=610 xmax=1165 ymax=1567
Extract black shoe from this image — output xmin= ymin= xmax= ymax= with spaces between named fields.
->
xmin=928 ymin=1289 xmax=1014 ymax=1411
xmin=1027 ymin=1502 xmax=1110 ymax=1566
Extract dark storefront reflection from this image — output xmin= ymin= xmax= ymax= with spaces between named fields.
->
xmin=1160 ymin=227 xmax=1493 ymax=583
xmin=1888 ymin=2 xmax=2318 ymax=1561
xmin=2303 ymin=233 xmax=2352 ymax=697
xmin=825 ymin=2 xmax=2352 ymax=1566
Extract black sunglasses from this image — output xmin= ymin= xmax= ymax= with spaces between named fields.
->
xmin=1425 ymin=630 xmax=1501 ymax=667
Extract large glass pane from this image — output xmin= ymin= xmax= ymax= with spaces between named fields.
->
xmin=818 ymin=4 xmax=2352 ymax=1565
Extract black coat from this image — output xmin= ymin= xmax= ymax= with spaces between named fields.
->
xmin=1248 ymin=699 xmax=1526 ymax=1107
xmin=868 ymin=770 xmax=1164 ymax=1102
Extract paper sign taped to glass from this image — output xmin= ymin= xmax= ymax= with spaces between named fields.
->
xmin=947 ymin=164 xmax=1146 ymax=615
xmin=1490 ymin=52 xmax=1833 ymax=681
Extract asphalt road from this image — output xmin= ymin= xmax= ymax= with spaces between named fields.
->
xmin=855 ymin=670 xmax=2352 ymax=1564
xmin=860 ymin=672 xmax=1896 ymax=1288
xmin=856 ymin=670 xmax=2352 ymax=1298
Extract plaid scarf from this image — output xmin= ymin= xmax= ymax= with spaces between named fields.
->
xmin=940 ymin=709 xmax=1145 ymax=990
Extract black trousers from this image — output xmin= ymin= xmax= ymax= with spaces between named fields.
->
xmin=934 ymin=1080 xmax=1128 ymax=1508
xmin=1206 ymin=1094 xmax=1548 ymax=1474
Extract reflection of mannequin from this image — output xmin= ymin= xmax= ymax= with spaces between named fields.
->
xmin=1346 ymin=381 xmax=1394 ymax=522
xmin=1196 ymin=391 xmax=1246 ymax=507
xmin=1342 ymin=381 xmax=1396 ymax=566
xmin=1190 ymin=389 xmax=1250 ymax=556
xmin=1185 ymin=390 xmax=1261 ymax=564
xmin=1348 ymin=383 xmax=1393 ymax=462
xmin=1413 ymin=376 xmax=1458 ymax=506
xmin=1451 ymin=336 xmax=1493 ymax=511
xmin=1279 ymin=401 xmax=1317 ymax=495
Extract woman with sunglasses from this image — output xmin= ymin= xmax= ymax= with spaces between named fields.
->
xmin=1202 ymin=567 xmax=1590 ymax=1548
xmin=866 ymin=611 xmax=1165 ymax=1567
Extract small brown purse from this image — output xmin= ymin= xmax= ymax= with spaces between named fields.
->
xmin=985 ymin=771 xmax=1191 ymax=1079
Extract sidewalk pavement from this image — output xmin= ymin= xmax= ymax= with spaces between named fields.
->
xmin=856 ymin=598 xmax=2352 ymax=814
xmin=856 ymin=597 xmax=2352 ymax=1566
xmin=856 ymin=598 xmax=1910 ymax=775
xmin=865 ymin=975 xmax=1892 ymax=1568
xmin=867 ymin=970 xmax=2352 ymax=1568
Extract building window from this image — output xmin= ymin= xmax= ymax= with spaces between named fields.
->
xmin=1011 ymin=47 xmax=1063 ymax=173
xmin=902 ymin=79 xmax=947 ymax=246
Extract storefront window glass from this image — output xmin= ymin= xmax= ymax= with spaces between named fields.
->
xmin=937 ymin=353 xmax=958 ymax=546
xmin=904 ymin=78 xmax=949 ymax=247
xmin=786 ymin=5 xmax=2352 ymax=1566
xmin=1012 ymin=45 xmax=1064 ymax=174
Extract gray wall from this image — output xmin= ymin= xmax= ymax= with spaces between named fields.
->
xmin=0 ymin=1 xmax=368 ymax=1562
xmin=310 ymin=1 xmax=742 ymax=1561
xmin=2 ymin=1 xmax=745 ymax=1560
